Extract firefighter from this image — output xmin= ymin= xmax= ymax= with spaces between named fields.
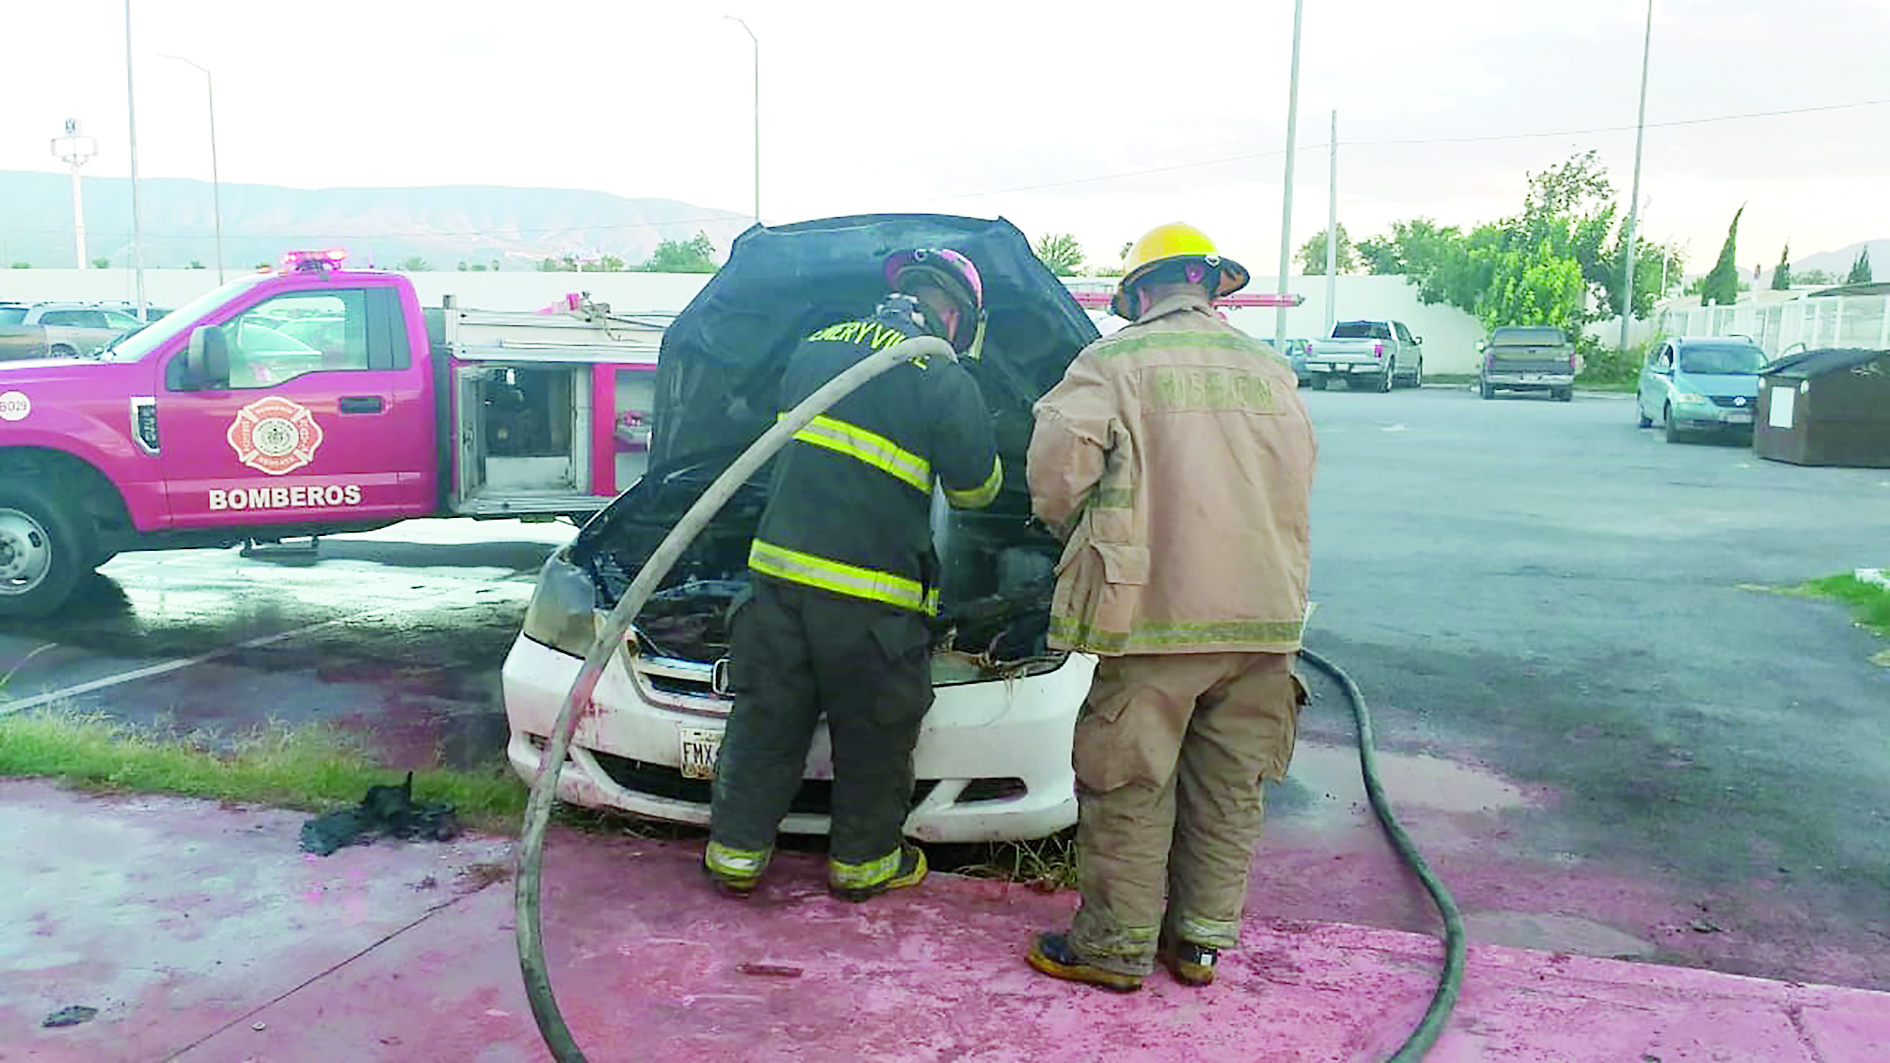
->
xmin=704 ymin=248 xmax=1003 ymax=901
xmin=1023 ymin=223 xmax=1317 ymax=989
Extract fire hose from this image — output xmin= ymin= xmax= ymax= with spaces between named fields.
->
xmin=514 ymin=333 xmax=1466 ymax=1061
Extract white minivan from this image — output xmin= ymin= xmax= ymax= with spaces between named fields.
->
xmin=500 ymin=214 xmax=1102 ymax=843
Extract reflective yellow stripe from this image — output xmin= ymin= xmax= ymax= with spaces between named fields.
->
xmin=943 ymin=455 xmax=1004 ymax=509
xmin=705 ymin=841 xmax=771 ymax=881
xmin=787 ymin=414 xmax=931 ymax=493
xmin=749 ymin=539 xmax=938 ymax=614
xmin=829 ymin=848 xmax=903 ymax=889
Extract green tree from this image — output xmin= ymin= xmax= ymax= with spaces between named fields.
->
xmin=188 ymin=259 xmax=207 ymax=270
xmin=9 ymin=262 xmax=30 ymax=269
xmin=538 ymin=255 xmax=577 ymax=272
xmin=91 ymin=257 xmax=110 ymax=269
xmin=397 ymin=255 xmax=431 ymax=272
xmin=1699 ymin=207 xmax=1743 ymax=306
xmin=1795 ymin=268 xmax=1839 ymax=287
xmin=1296 ymin=224 xmax=1357 ymax=274
xmin=639 ymin=232 xmax=719 ymax=273
xmin=596 ymin=255 xmax=628 ymax=272
xmin=1770 ymin=244 xmax=1792 ymax=290
xmin=1847 ymin=247 xmax=1874 ymax=284
xmin=1032 ymin=233 xmax=1086 ymax=276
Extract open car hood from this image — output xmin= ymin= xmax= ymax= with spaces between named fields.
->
xmin=572 ymin=215 xmax=1097 ymax=673
xmin=649 ymin=214 xmax=1098 ymax=473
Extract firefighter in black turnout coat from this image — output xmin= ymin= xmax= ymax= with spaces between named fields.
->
xmin=704 ymin=248 xmax=1002 ymax=900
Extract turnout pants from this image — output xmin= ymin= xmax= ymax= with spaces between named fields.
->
xmin=1067 ymin=652 xmax=1303 ymax=975
xmin=707 ymin=577 xmax=934 ymax=883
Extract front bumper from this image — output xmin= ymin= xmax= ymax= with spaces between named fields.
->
xmin=501 ymin=635 xmax=1095 ymax=843
xmin=1673 ymin=402 xmax=1756 ymax=429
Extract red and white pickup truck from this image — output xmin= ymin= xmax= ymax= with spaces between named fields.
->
xmin=0 ymin=251 xmax=665 ymax=617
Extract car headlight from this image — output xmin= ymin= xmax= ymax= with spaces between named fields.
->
xmin=1673 ymin=392 xmax=1710 ymax=406
xmin=521 ymin=551 xmax=600 ymax=658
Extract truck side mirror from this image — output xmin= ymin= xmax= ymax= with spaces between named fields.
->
xmin=186 ymin=325 xmax=232 ymax=390
xmin=1474 ymin=340 xmax=1487 ymax=352
xmin=1413 ymin=335 xmax=1424 ymax=345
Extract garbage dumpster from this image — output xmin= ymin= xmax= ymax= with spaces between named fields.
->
xmin=1755 ymin=347 xmax=1890 ymax=467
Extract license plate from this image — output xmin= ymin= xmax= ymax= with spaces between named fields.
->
xmin=1521 ymin=374 xmax=1546 ymax=383
xmin=1726 ymin=409 xmax=1753 ymax=422
xmin=679 ymin=727 xmax=722 ymax=780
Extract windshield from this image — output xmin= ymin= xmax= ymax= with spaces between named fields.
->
xmin=1332 ymin=321 xmax=1392 ymax=340
xmin=0 ymin=307 xmax=25 ymax=325
xmin=1679 ymin=343 xmax=1767 ymax=375
xmin=96 ymin=274 xmax=272 ymax=362
xmin=1492 ymin=327 xmax=1565 ymax=346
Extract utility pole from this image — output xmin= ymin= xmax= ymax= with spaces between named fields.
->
xmin=124 ymin=0 xmax=149 ymax=320
xmin=725 ymin=16 xmax=760 ymax=224
xmin=1273 ymin=0 xmax=1306 ymax=350
xmin=1618 ymin=0 xmax=1654 ymax=353
xmin=1277 ymin=0 xmax=1307 ymax=349
xmin=1325 ymin=109 xmax=1338 ymax=336
xmin=50 ymin=120 xmax=97 ymax=270
xmin=162 ymin=54 xmax=224 ymax=282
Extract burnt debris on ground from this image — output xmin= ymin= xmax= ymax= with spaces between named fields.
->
xmin=299 ymin=772 xmax=459 ymax=856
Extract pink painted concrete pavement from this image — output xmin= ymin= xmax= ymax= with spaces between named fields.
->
xmin=6 ymin=778 xmax=1888 ymax=1063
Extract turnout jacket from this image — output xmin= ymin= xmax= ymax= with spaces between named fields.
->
xmin=1027 ymin=292 xmax=1316 ymax=655
xmin=749 ymin=304 xmax=1003 ymax=613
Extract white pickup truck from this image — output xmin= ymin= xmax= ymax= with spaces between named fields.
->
xmin=0 ymin=302 xmax=149 ymax=361
xmin=1303 ymin=319 xmax=1424 ymax=392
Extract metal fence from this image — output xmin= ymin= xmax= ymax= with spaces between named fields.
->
xmin=1659 ymin=295 xmax=1890 ymax=358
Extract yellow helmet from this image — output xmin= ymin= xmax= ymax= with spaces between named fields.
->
xmin=1112 ymin=222 xmax=1250 ymax=319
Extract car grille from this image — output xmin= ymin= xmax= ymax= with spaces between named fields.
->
xmin=1709 ymin=395 xmax=1753 ymax=408
xmin=587 ymin=749 xmax=938 ymax=815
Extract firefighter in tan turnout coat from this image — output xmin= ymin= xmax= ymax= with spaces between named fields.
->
xmin=1024 ymin=222 xmax=1318 ymax=991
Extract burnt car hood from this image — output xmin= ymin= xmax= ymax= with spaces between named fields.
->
xmin=648 ymin=213 xmax=1098 ymax=471
xmin=572 ymin=214 xmax=1099 ymax=668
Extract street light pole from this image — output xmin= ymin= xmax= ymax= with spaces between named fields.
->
xmin=124 ymin=0 xmax=148 ymax=320
xmin=50 ymin=120 xmax=98 ymax=270
xmin=1618 ymin=0 xmax=1654 ymax=353
xmin=162 ymin=54 xmax=223 ymax=282
xmin=725 ymin=16 xmax=760 ymax=225
xmin=1325 ymin=109 xmax=1338 ymax=336
xmin=1274 ymin=0 xmax=1306 ymax=350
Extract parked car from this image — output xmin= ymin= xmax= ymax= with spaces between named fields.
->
xmin=1478 ymin=326 xmax=1579 ymax=401
xmin=0 ymin=302 xmax=146 ymax=359
xmin=500 ymin=214 xmax=1103 ymax=843
xmin=1636 ymin=336 xmax=1769 ymax=443
xmin=1280 ymin=337 xmax=1313 ymax=385
xmin=1303 ymin=319 xmax=1423 ymax=391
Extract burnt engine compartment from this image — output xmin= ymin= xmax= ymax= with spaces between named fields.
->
xmin=571 ymin=455 xmax=1063 ymax=674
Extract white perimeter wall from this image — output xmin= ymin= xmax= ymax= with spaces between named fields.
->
xmin=2 ymin=269 xmax=1495 ymax=373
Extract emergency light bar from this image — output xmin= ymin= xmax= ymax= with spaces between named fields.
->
xmin=281 ymin=249 xmax=349 ymax=273
xmin=1066 ymin=290 xmax=1304 ymax=310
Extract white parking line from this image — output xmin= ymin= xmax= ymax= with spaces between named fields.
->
xmin=0 ymin=575 xmax=538 ymax=716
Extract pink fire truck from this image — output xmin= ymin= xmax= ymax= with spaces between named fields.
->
xmin=0 ymin=251 xmax=666 ymax=618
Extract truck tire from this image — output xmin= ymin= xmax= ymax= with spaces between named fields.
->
xmin=1554 ymin=388 xmax=1573 ymax=402
xmin=1480 ymin=380 xmax=1495 ymax=400
xmin=1309 ymin=375 xmax=1328 ymax=391
xmin=0 ymin=481 xmax=95 ymax=618
xmin=1377 ymin=365 xmax=1395 ymax=392
xmin=1409 ymin=359 xmax=1424 ymax=388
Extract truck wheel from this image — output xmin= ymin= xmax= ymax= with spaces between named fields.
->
xmin=1309 ymin=375 xmax=1328 ymax=391
xmin=1554 ymin=388 xmax=1573 ymax=402
xmin=1378 ymin=366 xmax=1395 ymax=392
xmin=0 ymin=482 xmax=94 ymax=618
xmin=1410 ymin=360 xmax=1424 ymax=388
xmin=1479 ymin=380 xmax=1495 ymax=400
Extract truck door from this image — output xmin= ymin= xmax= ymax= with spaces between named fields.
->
xmin=156 ymin=285 xmax=437 ymax=527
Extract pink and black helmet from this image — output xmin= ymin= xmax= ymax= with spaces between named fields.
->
xmin=884 ymin=247 xmax=984 ymax=318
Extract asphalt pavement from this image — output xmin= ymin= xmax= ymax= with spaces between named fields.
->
xmin=4 ymin=384 xmax=1889 ymax=994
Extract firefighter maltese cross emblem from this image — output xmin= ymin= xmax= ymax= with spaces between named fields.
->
xmin=227 ymin=396 xmax=325 ymax=475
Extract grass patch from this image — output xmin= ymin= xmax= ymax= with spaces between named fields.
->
xmin=1802 ymin=573 xmax=1890 ymax=646
xmin=0 ymin=711 xmax=528 ymax=829
xmin=946 ymin=829 xmax=1080 ymax=893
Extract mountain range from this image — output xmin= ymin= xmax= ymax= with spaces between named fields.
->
xmin=0 ymin=170 xmax=753 ymax=271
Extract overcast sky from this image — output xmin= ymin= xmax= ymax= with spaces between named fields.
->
xmin=3 ymin=0 xmax=1886 ymax=277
